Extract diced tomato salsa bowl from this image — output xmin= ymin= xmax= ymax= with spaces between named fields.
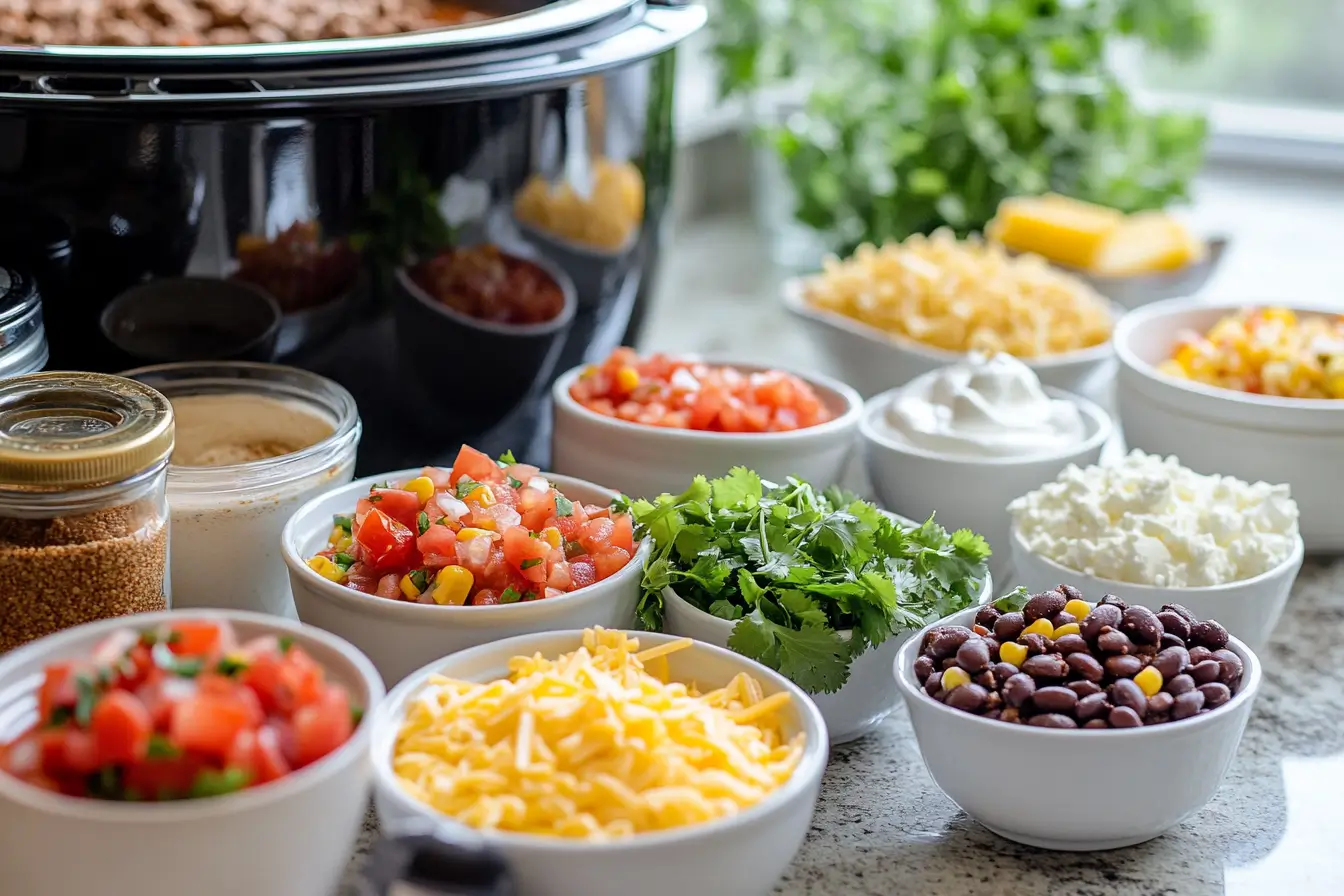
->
xmin=0 ymin=610 xmax=384 ymax=896
xmin=282 ymin=446 xmax=650 ymax=686
xmin=551 ymin=350 xmax=865 ymax=500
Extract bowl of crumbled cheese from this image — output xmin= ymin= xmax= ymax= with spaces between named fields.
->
xmin=1006 ymin=450 xmax=1304 ymax=652
xmin=369 ymin=627 xmax=828 ymax=896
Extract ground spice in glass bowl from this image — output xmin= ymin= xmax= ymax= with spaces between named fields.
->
xmin=0 ymin=372 xmax=174 ymax=652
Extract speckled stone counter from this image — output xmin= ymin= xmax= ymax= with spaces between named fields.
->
xmin=340 ymin=558 xmax=1344 ymax=896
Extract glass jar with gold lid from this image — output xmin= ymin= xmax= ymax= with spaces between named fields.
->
xmin=0 ymin=372 xmax=174 ymax=652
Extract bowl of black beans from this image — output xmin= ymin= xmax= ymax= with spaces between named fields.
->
xmin=892 ymin=584 xmax=1262 ymax=852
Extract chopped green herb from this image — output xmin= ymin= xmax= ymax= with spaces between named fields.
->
xmin=409 ymin=569 xmax=430 ymax=593
xmin=152 ymin=642 xmax=203 ymax=678
xmin=523 ymin=591 xmax=541 ymax=602
xmin=73 ymin=674 xmax=99 ymax=727
xmin=994 ymin=586 xmax=1032 ymax=613
xmin=520 ymin=557 xmax=543 ymax=570
xmin=278 ymin=635 xmax=294 ymax=654
xmin=87 ymin=765 xmax=123 ymax=800
xmin=610 ymin=493 xmax=633 ymax=515
xmin=564 ymin=540 xmax=585 ymax=560
xmin=508 ymin=476 xmax=524 ymax=489
xmin=351 ymin=705 xmax=365 ymax=727
xmin=216 ymin=655 xmax=249 ymax=677
xmin=497 ymin=449 xmax=518 ymax=466
xmin=455 ymin=476 xmax=480 ymax=499
xmin=417 ymin=511 xmax=430 ymax=536
xmin=528 ymin=531 xmax=541 ymax=539
xmin=147 ymin=733 xmax=181 ymax=759
xmin=189 ymin=767 xmax=252 ymax=799
xmin=500 ymin=586 xmax=523 ymax=604
xmin=554 ymin=495 xmax=574 ymax=517
xmin=436 ymin=516 xmax=448 ymax=526
xmin=371 ymin=481 xmax=390 ymax=491
xmin=333 ymin=552 xmax=355 ymax=571
xmin=47 ymin=705 xmax=73 ymax=728
xmin=333 ymin=514 xmax=353 ymax=534
xmin=368 ymin=494 xmax=383 ymax=503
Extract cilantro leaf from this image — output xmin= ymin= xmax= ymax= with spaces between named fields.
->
xmin=455 ymin=476 xmax=480 ymax=499
xmin=554 ymin=495 xmax=574 ymax=517
xmin=711 ymin=467 xmax=762 ymax=511
xmin=994 ymin=586 xmax=1031 ymax=613
xmin=497 ymin=449 xmax=517 ymax=466
xmin=728 ymin=609 xmax=851 ymax=694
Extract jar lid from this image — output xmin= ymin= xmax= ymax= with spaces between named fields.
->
xmin=0 ymin=266 xmax=48 ymax=379
xmin=0 ymin=372 xmax=174 ymax=488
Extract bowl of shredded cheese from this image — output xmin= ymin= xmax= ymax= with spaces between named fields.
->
xmin=783 ymin=229 xmax=1119 ymax=400
xmin=370 ymin=627 xmax=827 ymax=896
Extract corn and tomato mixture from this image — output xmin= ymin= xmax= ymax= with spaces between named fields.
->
xmin=1158 ymin=307 xmax=1344 ymax=398
xmin=569 ymin=348 xmax=836 ymax=432
xmin=0 ymin=620 xmax=358 ymax=800
xmin=308 ymin=446 xmax=636 ymax=606
xmin=392 ymin=628 xmax=804 ymax=840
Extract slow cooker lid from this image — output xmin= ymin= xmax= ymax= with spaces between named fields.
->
xmin=0 ymin=0 xmax=638 ymax=75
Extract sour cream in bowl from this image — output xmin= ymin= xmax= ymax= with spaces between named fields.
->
xmin=861 ymin=352 xmax=1111 ymax=578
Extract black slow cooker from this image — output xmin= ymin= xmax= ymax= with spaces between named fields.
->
xmin=0 ymin=0 xmax=705 ymax=473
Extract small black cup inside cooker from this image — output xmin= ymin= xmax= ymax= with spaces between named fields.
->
xmin=100 ymin=277 xmax=283 ymax=364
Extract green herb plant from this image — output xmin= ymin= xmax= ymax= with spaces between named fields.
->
xmin=627 ymin=468 xmax=991 ymax=694
xmin=713 ymin=0 xmax=1212 ymax=254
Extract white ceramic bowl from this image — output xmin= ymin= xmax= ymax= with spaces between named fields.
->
xmin=0 ymin=609 xmax=384 ymax=896
xmin=283 ymin=468 xmax=650 ymax=686
xmin=859 ymin=381 xmax=1112 ymax=584
xmin=663 ymin=570 xmax=992 ymax=745
xmin=893 ymin=605 xmax=1262 ymax=851
xmin=550 ymin=361 xmax=863 ymax=500
xmin=781 ymin=278 xmax=1119 ymax=401
xmin=371 ymin=629 xmax=828 ymax=896
xmin=1008 ymin=525 xmax=1304 ymax=653
xmin=1114 ymin=297 xmax=1344 ymax=551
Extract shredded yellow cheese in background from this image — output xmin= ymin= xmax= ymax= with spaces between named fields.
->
xmin=392 ymin=627 xmax=805 ymax=841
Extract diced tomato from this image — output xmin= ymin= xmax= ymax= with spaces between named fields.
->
xmin=577 ymin=518 xmax=615 ymax=554
xmin=241 ymin=652 xmax=288 ymax=715
xmin=592 ymin=546 xmax=632 ymax=580
xmin=449 ymin=445 xmax=506 ymax=486
xmin=122 ymin=752 xmax=209 ymax=801
xmin=91 ymin=629 xmax=139 ymax=667
xmin=570 ymin=558 xmax=598 ymax=590
xmin=171 ymin=692 xmax=257 ymax=759
xmin=471 ymin=504 xmax=522 ymax=533
xmin=375 ymin=574 xmax=401 ymax=599
xmin=516 ymin=486 xmax=557 ymax=531
xmin=89 ymin=690 xmax=153 ymax=766
xmin=420 ymin=466 xmax=453 ymax=490
xmin=291 ymin=687 xmax=353 ymax=768
xmin=367 ymin=488 xmax=423 ymax=530
xmin=546 ymin=560 xmax=573 ymax=591
xmin=167 ymin=621 xmax=222 ymax=658
xmin=502 ymin=526 xmax=552 ymax=583
xmin=471 ymin=589 xmax=502 ymax=606
xmin=417 ymin=524 xmax=458 ymax=568
xmin=504 ymin=463 xmax=540 ymax=484
xmin=610 ymin=514 xmax=635 ymax=554
xmin=116 ymin=644 xmax=158 ymax=689
xmin=48 ymin=729 xmax=100 ymax=776
xmin=37 ymin=663 xmax=77 ymax=723
xmin=226 ymin=725 xmax=291 ymax=785
xmin=356 ymin=509 xmax=418 ymax=570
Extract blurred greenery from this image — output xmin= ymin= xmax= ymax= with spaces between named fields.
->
xmin=714 ymin=0 xmax=1212 ymax=255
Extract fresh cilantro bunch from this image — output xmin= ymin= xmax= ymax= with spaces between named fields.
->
xmin=628 ymin=468 xmax=991 ymax=694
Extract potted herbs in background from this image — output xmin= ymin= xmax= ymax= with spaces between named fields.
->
xmin=711 ymin=0 xmax=1213 ymax=266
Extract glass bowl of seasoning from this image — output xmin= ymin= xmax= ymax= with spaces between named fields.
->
xmin=123 ymin=362 xmax=361 ymax=618
xmin=0 ymin=372 xmax=174 ymax=652
xmin=0 ymin=265 xmax=48 ymax=380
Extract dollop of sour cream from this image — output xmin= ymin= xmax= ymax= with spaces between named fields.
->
xmin=883 ymin=352 xmax=1087 ymax=458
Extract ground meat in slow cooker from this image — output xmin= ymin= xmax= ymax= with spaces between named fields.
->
xmin=0 ymin=0 xmax=489 ymax=46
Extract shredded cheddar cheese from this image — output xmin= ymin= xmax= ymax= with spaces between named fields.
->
xmin=391 ymin=627 xmax=805 ymax=841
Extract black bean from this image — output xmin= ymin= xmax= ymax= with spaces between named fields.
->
xmin=1058 ymin=584 xmax=1084 ymax=603
xmin=1197 ymin=682 xmax=1232 ymax=708
xmin=1033 ymin=686 xmax=1078 ymax=715
xmin=1157 ymin=611 xmax=1192 ymax=642
xmin=991 ymin=662 xmax=1019 ymax=684
xmin=1081 ymin=604 xmax=1123 ymax=641
xmin=1002 ymin=673 xmax=1036 ymax=708
xmin=974 ymin=605 xmax=1002 ymax=628
xmin=1024 ymin=590 xmax=1067 ymax=622
xmin=1083 ymin=719 xmax=1110 ymax=729
xmin=1165 ymin=674 xmax=1196 ymax=696
xmin=1172 ymin=689 xmax=1205 ymax=720
xmin=1054 ymin=633 xmax=1089 ymax=655
xmin=1111 ymin=679 xmax=1147 ymax=715
xmin=993 ymin=612 xmax=1026 ymax=642
xmin=1211 ymin=649 xmax=1244 ymax=685
xmin=940 ymin=657 xmax=961 ymax=671
xmin=946 ymin=683 xmax=989 ymax=713
xmin=1190 ymin=660 xmax=1222 ymax=685
xmin=983 ymin=637 xmax=1001 ymax=663
xmin=1099 ymin=593 xmax=1129 ymax=611
xmin=983 ymin=709 xmax=1002 ymax=721
xmin=1076 ymin=692 xmax=1110 ymax=720
xmin=1066 ymin=652 xmax=1105 ymax=682
xmin=1148 ymin=691 xmax=1175 ymax=715
xmin=1022 ymin=633 xmax=1052 ymax=656
xmin=973 ymin=670 xmax=996 ymax=689
xmin=956 ymin=638 xmax=992 ymax=673
xmin=1160 ymin=633 xmax=1187 ymax=650
xmin=1028 ymin=713 xmax=1078 ymax=729
xmin=1188 ymin=646 xmax=1213 ymax=666
xmin=1097 ymin=630 xmax=1135 ymax=654
xmin=1104 ymin=654 xmax=1144 ymax=679
xmin=1152 ymin=646 xmax=1190 ymax=680
xmin=924 ymin=670 xmax=944 ymax=697
xmin=1108 ymin=706 xmax=1143 ymax=728
xmin=1051 ymin=611 xmax=1077 ymax=629
xmin=930 ymin=626 xmax=975 ymax=659
xmin=1120 ymin=606 xmax=1163 ymax=646
xmin=1067 ymin=680 xmax=1103 ymax=698
xmin=1162 ymin=603 xmax=1198 ymax=624
xmin=984 ymin=691 xmax=1003 ymax=713
xmin=1021 ymin=654 xmax=1069 ymax=681
xmin=914 ymin=655 xmax=935 ymax=684
xmin=1190 ymin=620 xmax=1230 ymax=651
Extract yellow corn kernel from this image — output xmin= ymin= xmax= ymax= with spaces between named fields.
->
xmin=456 ymin=527 xmax=491 ymax=542
xmin=1260 ymin=307 xmax=1297 ymax=326
xmin=463 ymin=484 xmax=496 ymax=508
xmin=399 ymin=573 xmax=426 ymax=600
xmin=1022 ymin=618 xmax=1054 ymax=639
xmin=581 ymin=364 xmax=599 ymax=378
xmin=1062 ymin=599 xmax=1092 ymax=621
xmin=431 ymin=565 xmax=474 ymax=606
xmin=327 ymin=525 xmax=346 ymax=546
xmin=999 ymin=641 xmax=1028 ymax=668
xmin=1327 ymin=373 xmax=1344 ymax=399
xmin=941 ymin=667 xmax=971 ymax=690
xmin=540 ymin=527 xmax=563 ymax=549
xmin=1157 ymin=359 xmax=1189 ymax=379
xmin=1051 ymin=623 xmax=1082 ymax=639
xmin=615 ymin=366 xmax=640 ymax=393
xmin=1134 ymin=666 xmax=1164 ymax=697
xmin=306 ymin=556 xmax=344 ymax=582
xmin=403 ymin=476 xmax=435 ymax=504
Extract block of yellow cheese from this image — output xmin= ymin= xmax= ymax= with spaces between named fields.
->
xmin=987 ymin=193 xmax=1123 ymax=270
xmin=1089 ymin=211 xmax=1205 ymax=277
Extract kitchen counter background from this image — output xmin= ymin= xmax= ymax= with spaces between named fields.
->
xmin=342 ymin=161 xmax=1344 ymax=895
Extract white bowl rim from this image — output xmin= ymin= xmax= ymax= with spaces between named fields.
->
xmin=394 ymin=254 xmax=578 ymax=338
xmin=893 ymin=604 xmax=1263 ymax=737
xmin=1007 ymin=523 xmax=1306 ymax=595
xmin=281 ymin=467 xmax=651 ymax=622
xmin=780 ymin=277 xmax=1118 ymax=371
xmin=550 ymin=358 xmax=864 ymax=444
xmin=0 ymin=609 xmax=384 ymax=820
xmin=858 ymin=381 xmax=1113 ymax=467
xmin=369 ymin=628 xmax=829 ymax=851
xmin=1113 ymin=296 xmax=1344 ymax=413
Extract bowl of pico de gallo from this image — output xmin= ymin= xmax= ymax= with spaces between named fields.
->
xmin=0 ymin=611 xmax=383 ymax=896
xmin=551 ymin=349 xmax=865 ymax=500
xmin=282 ymin=444 xmax=650 ymax=686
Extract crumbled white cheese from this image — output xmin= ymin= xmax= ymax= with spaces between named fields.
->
xmin=1007 ymin=450 xmax=1300 ymax=587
